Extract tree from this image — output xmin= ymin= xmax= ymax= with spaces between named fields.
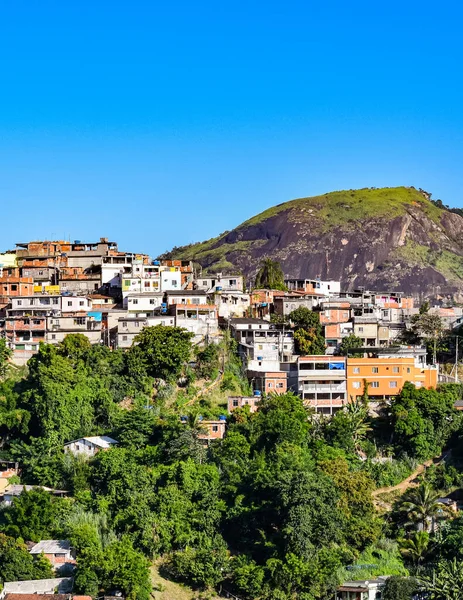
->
xmin=339 ymin=334 xmax=363 ymax=357
xmin=382 ymin=576 xmax=419 ymax=600
xmin=129 ymin=326 xmax=194 ymax=382
xmin=254 ymin=259 xmax=286 ymax=291
xmin=410 ymin=312 xmax=446 ymax=364
xmin=290 ymin=309 xmax=325 ymax=355
xmin=168 ymin=534 xmax=229 ymax=588
xmin=0 ymin=339 xmax=12 ymax=379
xmin=399 ymin=531 xmax=431 ymax=567
xmin=293 ymin=328 xmax=326 ymax=355
xmin=389 ymin=382 xmax=460 ymax=461
xmin=398 ymin=483 xmax=447 ymax=532
xmin=0 ymin=533 xmax=53 ymax=583
xmin=1 ymin=488 xmax=63 ymax=542
xmin=420 ymin=559 xmax=463 ymax=600
xmin=288 ymin=307 xmax=319 ymax=330
xmin=103 ymin=536 xmax=151 ymax=600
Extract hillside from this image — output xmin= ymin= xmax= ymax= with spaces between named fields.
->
xmin=165 ymin=186 xmax=463 ymax=301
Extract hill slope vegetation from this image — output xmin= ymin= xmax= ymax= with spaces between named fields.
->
xmin=166 ymin=187 xmax=463 ymax=300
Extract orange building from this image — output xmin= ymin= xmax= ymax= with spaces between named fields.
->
xmin=346 ymin=353 xmax=437 ymax=401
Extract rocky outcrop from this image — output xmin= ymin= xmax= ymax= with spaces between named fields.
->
xmin=168 ymin=187 xmax=463 ymax=301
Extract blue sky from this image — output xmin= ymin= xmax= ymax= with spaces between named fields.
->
xmin=1 ymin=1 xmax=462 ymax=256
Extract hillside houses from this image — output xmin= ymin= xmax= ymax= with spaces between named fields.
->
xmin=0 ymin=237 xmax=453 ymax=410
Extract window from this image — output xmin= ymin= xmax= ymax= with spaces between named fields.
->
xmin=132 ymin=299 xmax=138 ymax=305
xmin=358 ymin=327 xmax=364 ymax=333
xmin=233 ymin=399 xmax=239 ymax=407
xmin=353 ymin=367 xmax=360 ymax=374
xmin=257 ymin=344 xmax=263 ymax=350
xmin=352 ymin=381 xmax=361 ymax=389
xmin=393 ymin=366 xmax=399 ymax=373
xmin=212 ymin=425 xmax=219 ymax=432
xmin=11 ymin=284 xmax=17 ymax=291
xmin=371 ymin=381 xmax=379 ymax=388
xmin=229 ymin=279 xmax=237 ymax=286
xmin=52 ymin=298 xmax=58 ymax=304
xmin=134 ymin=322 xmax=140 ymax=327
xmin=51 ymin=334 xmax=56 ymax=340
xmin=407 ymin=367 xmax=411 ymax=373
xmin=67 ymin=301 xmax=72 ymax=306
xmin=23 ymin=318 xmax=30 ymax=325
xmin=74 ymin=317 xmax=85 ymax=325
xmin=33 ymin=320 xmax=41 ymax=325
xmin=122 ymin=335 xmax=128 ymax=341
xmin=193 ymin=298 xmax=200 ymax=304
xmin=277 ymin=382 xmax=284 ymax=388
xmin=372 ymin=367 xmax=379 ymax=373
xmin=144 ymin=281 xmax=150 ymax=288
xmin=171 ymin=280 xmax=177 ymax=286
xmin=79 ymin=300 xmax=84 ymax=306
xmin=122 ymin=322 xmax=128 ymax=328
xmin=389 ymin=381 xmax=398 ymax=388
xmin=268 ymin=382 xmax=273 ymax=388
xmin=17 ymin=300 xmax=22 ymax=306
xmin=202 ymin=281 xmax=207 ymax=286
xmin=150 ymin=299 xmax=155 ymax=304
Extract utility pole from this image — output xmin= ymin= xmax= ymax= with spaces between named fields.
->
xmin=456 ymin=336 xmax=459 ymax=384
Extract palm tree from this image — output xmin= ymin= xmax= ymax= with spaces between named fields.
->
xmin=399 ymin=483 xmax=449 ymax=532
xmin=346 ymin=399 xmax=371 ymax=450
xmin=420 ymin=558 xmax=463 ymax=600
xmin=399 ymin=531 xmax=431 ymax=568
xmin=254 ymin=259 xmax=286 ymax=291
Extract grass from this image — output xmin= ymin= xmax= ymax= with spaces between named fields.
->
xmin=169 ymin=186 xmax=448 ymax=270
xmin=151 ymin=560 xmax=221 ymax=600
xmin=394 ymin=240 xmax=463 ymax=281
xmin=239 ymin=186 xmax=443 ymax=231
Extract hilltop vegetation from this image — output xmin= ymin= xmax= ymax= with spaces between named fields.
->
xmin=163 ymin=186 xmax=463 ymax=300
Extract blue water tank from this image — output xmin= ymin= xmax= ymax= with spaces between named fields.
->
xmin=153 ymin=260 xmax=160 ymax=266
xmin=219 ymin=415 xmax=227 ymax=421
xmin=257 ymin=356 xmax=263 ymax=360
xmin=215 ymin=286 xmax=223 ymax=292
xmin=254 ymin=390 xmax=262 ymax=397
xmin=74 ymin=240 xmax=81 ymax=244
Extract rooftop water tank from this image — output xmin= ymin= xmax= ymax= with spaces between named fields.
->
xmin=254 ymin=390 xmax=262 ymax=397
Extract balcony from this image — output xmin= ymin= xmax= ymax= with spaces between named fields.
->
xmin=300 ymin=382 xmax=347 ymax=393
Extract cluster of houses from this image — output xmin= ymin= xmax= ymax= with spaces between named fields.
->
xmin=1 ymin=237 xmax=457 ymax=418
xmin=0 ymin=238 xmax=252 ymax=363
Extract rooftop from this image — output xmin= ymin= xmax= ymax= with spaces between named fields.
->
xmin=64 ymin=436 xmax=118 ymax=449
xmin=29 ymin=540 xmax=71 ymax=555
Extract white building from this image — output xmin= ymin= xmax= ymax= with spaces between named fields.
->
xmin=194 ymin=273 xmax=244 ymax=293
xmin=63 ymin=436 xmax=118 ymax=457
xmin=124 ymin=292 xmax=164 ymax=312
xmin=337 ymin=577 xmax=389 ymax=600
xmin=117 ymin=315 xmax=175 ymax=348
xmin=229 ymin=318 xmax=295 ymax=371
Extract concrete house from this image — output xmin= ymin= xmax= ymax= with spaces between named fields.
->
xmin=228 ymin=395 xmax=260 ymax=413
xmin=29 ymin=540 xmax=73 ymax=570
xmin=295 ymin=356 xmax=347 ymax=415
xmin=63 ymin=436 xmax=118 ymax=458
xmin=336 ymin=577 xmax=389 ymax=600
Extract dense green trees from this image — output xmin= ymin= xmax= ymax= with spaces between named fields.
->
xmin=338 ymin=333 xmax=363 ymax=357
xmin=289 ymin=307 xmax=325 ymax=355
xmin=0 ymin=533 xmax=53 ymax=583
xmin=1 ymin=331 xmax=463 ymax=598
xmin=129 ymin=326 xmax=194 ymax=382
xmin=389 ymin=382 xmax=461 ymax=461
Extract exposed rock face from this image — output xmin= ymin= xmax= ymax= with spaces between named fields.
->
xmin=169 ymin=187 xmax=463 ymax=301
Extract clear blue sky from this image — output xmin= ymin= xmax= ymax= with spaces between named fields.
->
xmin=1 ymin=1 xmax=462 ymax=256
